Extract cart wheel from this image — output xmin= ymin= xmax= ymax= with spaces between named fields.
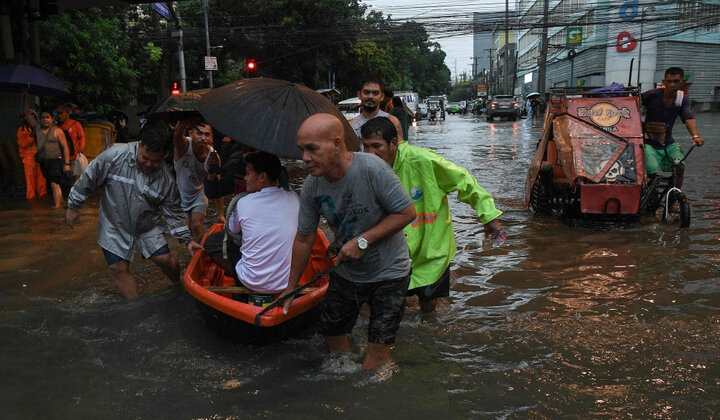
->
xmin=663 ymin=190 xmax=691 ymax=228
xmin=529 ymin=179 xmax=551 ymax=215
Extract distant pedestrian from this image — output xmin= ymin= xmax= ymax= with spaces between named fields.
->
xmin=56 ymin=103 xmax=85 ymax=162
xmin=65 ymin=131 xmax=201 ymax=299
xmin=389 ymin=96 xmax=411 ymax=141
xmin=24 ymin=91 xmax=71 ymax=208
xmin=16 ymin=111 xmax=47 ymax=200
xmin=350 ymin=78 xmax=404 ymax=144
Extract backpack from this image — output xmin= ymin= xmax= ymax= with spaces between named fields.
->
xmin=221 ymin=192 xmax=248 ymax=259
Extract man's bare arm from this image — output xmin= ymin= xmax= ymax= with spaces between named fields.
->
xmin=335 ymin=203 xmax=416 ymax=263
xmin=173 ymin=121 xmax=192 ymax=161
xmin=685 ymin=119 xmax=704 ymax=146
xmin=279 ymin=231 xmax=317 ymax=314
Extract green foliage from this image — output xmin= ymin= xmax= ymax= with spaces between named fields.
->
xmin=170 ymin=0 xmax=450 ymax=97
xmin=38 ymin=9 xmax=138 ymax=113
xmin=448 ymin=81 xmax=474 ymax=102
xmin=31 ymin=1 xmax=451 ymax=109
xmin=144 ymin=43 xmax=163 ymax=63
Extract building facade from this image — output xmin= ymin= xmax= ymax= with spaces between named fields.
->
xmin=515 ymin=0 xmax=720 ymax=106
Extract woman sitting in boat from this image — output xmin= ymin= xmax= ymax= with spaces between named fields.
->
xmin=203 ymin=151 xmax=300 ymax=294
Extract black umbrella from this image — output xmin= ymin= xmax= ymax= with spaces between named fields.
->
xmin=198 ymin=78 xmax=359 ymax=159
xmin=145 ymin=88 xmax=210 ymax=122
xmin=526 ymin=92 xmax=541 ymax=99
xmin=0 ymin=64 xmax=69 ymax=96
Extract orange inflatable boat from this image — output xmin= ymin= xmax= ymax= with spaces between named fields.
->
xmin=183 ymin=223 xmax=333 ymax=343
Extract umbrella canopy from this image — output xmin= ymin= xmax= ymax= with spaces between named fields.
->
xmin=526 ymin=92 xmax=541 ymax=99
xmin=146 ymin=88 xmax=210 ymax=122
xmin=198 ymin=78 xmax=359 ymax=159
xmin=0 ymin=64 xmax=69 ymax=96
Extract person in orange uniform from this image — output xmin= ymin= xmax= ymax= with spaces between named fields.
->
xmin=16 ymin=111 xmax=47 ymax=200
xmin=56 ymin=103 xmax=85 ymax=162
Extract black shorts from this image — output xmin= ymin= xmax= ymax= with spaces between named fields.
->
xmin=39 ymin=158 xmax=67 ymax=185
xmin=406 ymin=267 xmax=450 ymax=302
xmin=203 ymin=230 xmax=242 ymax=280
xmin=319 ymin=271 xmax=411 ymax=345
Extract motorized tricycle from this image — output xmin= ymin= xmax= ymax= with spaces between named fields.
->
xmin=525 ymin=86 xmax=691 ymax=228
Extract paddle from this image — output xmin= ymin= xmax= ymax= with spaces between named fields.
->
xmin=253 ymin=266 xmax=336 ymax=326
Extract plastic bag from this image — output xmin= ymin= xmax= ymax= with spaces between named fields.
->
xmin=72 ymin=152 xmax=89 ymax=176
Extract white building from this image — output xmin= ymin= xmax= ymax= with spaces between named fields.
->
xmin=515 ymin=0 xmax=720 ymax=106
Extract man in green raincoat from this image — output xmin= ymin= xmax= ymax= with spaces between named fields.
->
xmin=361 ymin=117 xmax=503 ymax=311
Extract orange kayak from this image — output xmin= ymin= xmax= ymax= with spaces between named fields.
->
xmin=183 ymin=223 xmax=333 ymax=343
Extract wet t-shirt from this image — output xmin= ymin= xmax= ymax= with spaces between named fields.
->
xmin=298 ymin=152 xmax=412 ymax=283
xmin=642 ymin=88 xmax=694 ymax=148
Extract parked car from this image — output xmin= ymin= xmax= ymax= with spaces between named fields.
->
xmin=337 ymin=97 xmax=361 ymax=121
xmin=416 ymin=103 xmax=428 ymax=120
xmin=486 ymin=95 xmax=521 ymax=121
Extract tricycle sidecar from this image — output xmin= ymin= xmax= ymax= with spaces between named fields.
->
xmin=525 ymin=86 xmax=688 ymax=227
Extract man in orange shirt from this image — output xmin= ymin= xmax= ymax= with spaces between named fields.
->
xmin=56 ymin=103 xmax=85 ymax=161
xmin=16 ymin=111 xmax=47 ymax=200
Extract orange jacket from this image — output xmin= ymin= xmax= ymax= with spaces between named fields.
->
xmin=16 ymin=126 xmax=38 ymax=159
xmin=58 ymin=119 xmax=85 ymax=160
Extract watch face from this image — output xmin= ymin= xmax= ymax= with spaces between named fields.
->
xmin=357 ymin=236 xmax=368 ymax=250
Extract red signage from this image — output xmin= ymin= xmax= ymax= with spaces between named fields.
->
xmin=616 ymin=31 xmax=637 ymax=52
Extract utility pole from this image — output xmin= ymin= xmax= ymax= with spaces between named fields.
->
xmin=537 ymin=0 xmax=549 ymax=95
xmin=486 ymin=48 xmax=495 ymax=96
xmin=167 ymin=2 xmax=186 ymax=92
xmin=203 ymin=0 xmax=213 ymax=88
xmin=454 ymin=58 xmax=458 ymax=85
xmin=504 ymin=0 xmax=510 ymax=94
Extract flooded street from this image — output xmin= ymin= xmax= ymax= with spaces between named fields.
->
xmin=1 ymin=112 xmax=719 ymax=418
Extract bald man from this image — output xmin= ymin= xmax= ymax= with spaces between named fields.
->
xmin=280 ymin=113 xmax=415 ymax=371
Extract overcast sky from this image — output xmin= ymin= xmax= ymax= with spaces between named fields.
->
xmin=362 ymin=0 xmax=513 ymax=81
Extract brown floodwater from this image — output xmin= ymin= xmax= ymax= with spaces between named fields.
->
xmin=0 ymin=112 xmax=718 ymax=418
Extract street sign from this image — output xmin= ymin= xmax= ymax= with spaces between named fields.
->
xmin=204 ymin=56 xmax=218 ymax=71
xmin=567 ymin=27 xmax=582 ymax=46
xmin=477 ymin=83 xmax=488 ymax=97
xmin=153 ymin=3 xmax=170 ymax=20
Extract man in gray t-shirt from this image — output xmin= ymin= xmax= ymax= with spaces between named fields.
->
xmin=281 ymin=113 xmax=416 ymax=372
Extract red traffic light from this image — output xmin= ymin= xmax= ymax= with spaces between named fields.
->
xmin=247 ymin=61 xmax=255 ymax=70
xmin=170 ymin=81 xmax=181 ymax=95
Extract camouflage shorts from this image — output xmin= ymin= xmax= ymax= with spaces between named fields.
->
xmin=319 ymin=271 xmax=411 ymax=345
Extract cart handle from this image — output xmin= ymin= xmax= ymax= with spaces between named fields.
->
xmin=680 ymin=145 xmax=695 ymax=164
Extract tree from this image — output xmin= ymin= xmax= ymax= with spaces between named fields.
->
xmin=38 ymin=9 xmax=138 ymax=113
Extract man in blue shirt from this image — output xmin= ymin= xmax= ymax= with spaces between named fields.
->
xmin=641 ymin=67 xmax=705 ymax=188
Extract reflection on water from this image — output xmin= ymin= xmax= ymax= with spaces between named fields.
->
xmin=1 ymin=113 xmax=718 ymax=417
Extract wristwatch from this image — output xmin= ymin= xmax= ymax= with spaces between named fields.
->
xmin=357 ymin=236 xmax=368 ymax=250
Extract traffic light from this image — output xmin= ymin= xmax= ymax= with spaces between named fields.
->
xmin=170 ymin=81 xmax=181 ymax=95
xmin=246 ymin=59 xmax=256 ymax=77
